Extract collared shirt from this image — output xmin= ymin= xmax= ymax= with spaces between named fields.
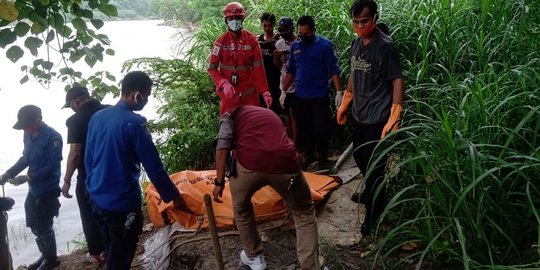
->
xmin=65 ymin=100 xmax=109 ymax=178
xmin=7 ymin=123 xmax=62 ymax=196
xmin=350 ymin=29 xmax=403 ymax=124
xmin=286 ymin=35 xmax=340 ymax=99
xmin=85 ymin=101 xmax=179 ymax=211
xmin=216 ymin=105 xmax=301 ymax=174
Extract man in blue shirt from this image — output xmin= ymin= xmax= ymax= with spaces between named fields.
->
xmin=281 ymin=15 xmax=342 ymax=170
xmin=85 ymin=71 xmax=191 ymax=270
xmin=0 ymin=105 xmax=63 ymax=270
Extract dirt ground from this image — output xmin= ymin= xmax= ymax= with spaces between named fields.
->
xmin=14 ymin=153 xmax=410 ymax=270
xmin=40 ymin=211 xmax=367 ymax=270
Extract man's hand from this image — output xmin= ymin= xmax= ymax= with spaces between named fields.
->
xmin=213 ymin=184 xmax=225 ymax=203
xmin=173 ymin=195 xmax=195 ymax=215
xmin=262 ymin=91 xmax=272 ymax=109
xmin=9 ymin=175 xmax=30 ymax=186
xmin=62 ymin=180 xmax=73 ymax=198
xmin=0 ymin=173 xmax=11 ymax=185
xmin=279 ymin=91 xmax=286 ymax=109
xmin=381 ymin=103 xmax=403 ymax=139
xmin=336 ymin=90 xmax=353 ymax=125
xmin=335 ymin=91 xmax=343 ymax=108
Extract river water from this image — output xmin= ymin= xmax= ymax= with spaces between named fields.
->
xmin=0 ymin=20 xmax=183 ymax=267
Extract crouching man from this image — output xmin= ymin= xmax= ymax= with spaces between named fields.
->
xmin=212 ymin=105 xmax=319 ymax=270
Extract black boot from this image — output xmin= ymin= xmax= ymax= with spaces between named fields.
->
xmin=36 ymin=258 xmax=60 ymax=270
xmin=27 ymin=256 xmax=44 ymax=270
xmin=361 ymin=218 xmax=371 ymax=236
xmin=351 ymin=192 xmax=368 ymax=204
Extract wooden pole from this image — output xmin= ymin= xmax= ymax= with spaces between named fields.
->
xmin=203 ymin=194 xmax=224 ymax=270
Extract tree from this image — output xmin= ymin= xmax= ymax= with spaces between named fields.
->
xmin=0 ymin=0 xmax=120 ymax=97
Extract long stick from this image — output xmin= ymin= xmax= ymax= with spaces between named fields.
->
xmin=204 ymin=194 xmax=224 ymax=270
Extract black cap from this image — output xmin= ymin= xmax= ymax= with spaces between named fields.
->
xmin=278 ymin=17 xmax=294 ymax=32
xmin=13 ymin=105 xmax=42 ymax=130
xmin=62 ymin=85 xmax=89 ymax=108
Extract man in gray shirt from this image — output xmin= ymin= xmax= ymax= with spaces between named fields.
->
xmin=337 ymin=0 xmax=404 ymax=236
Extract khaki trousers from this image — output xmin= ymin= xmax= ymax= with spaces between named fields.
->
xmin=230 ymin=162 xmax=320 ymax=269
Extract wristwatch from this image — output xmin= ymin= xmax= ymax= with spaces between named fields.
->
xmin=214 ymin=178 xmax=226 ymax=186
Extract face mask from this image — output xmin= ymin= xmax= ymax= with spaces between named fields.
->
xmin=132 ymin=92 xmax=148 ymax=111
xmin=355 ymin=21 xmax=376 ymax=38
xmin=281 ymin=32 xmax=293 ymax=41
xmin=299 ymin=34 xmax=315 ymax=44
xmin=227 ymin=19 xmax=243 ymax=32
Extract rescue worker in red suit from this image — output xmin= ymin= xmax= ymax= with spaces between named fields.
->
xmin=208 ymin=2 xmax=272 ymax=116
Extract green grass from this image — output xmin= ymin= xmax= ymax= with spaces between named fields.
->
xmin=369 ymin=0 xmax=540 ymax=268
xmin=137 ymin=0 xmax=540 ymax=268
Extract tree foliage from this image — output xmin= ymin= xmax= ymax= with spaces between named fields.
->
xmin=0 ymin=0 xmax=145 ymax=96
xmin=149 ymin=0 xmax=228 ymax=24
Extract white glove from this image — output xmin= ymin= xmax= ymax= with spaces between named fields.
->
xmin=0 ymin=173 xmax=11 ymax=185
xmin=9 ymin=175 xmax=30 ymax=186
xmin=279 ymin=91 xmax=286 ymax=109
xmin=335 ymin=91 xmax=343 ymax=108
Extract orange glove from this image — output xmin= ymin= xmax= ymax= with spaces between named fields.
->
xmin=381 ymin=103 xmax=403 ymax=139
xmin=336 ymin=90 xmax=353 ymax=125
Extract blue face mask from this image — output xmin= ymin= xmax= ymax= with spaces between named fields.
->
xmin=227 ymin=19 xmax=243 ymax=32
xmin=299 ymin=34 xmax=315 ymax=44
xmin=132 ymin=92 xmax=148 ymax=111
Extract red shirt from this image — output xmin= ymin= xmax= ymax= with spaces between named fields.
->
xmin=216 ymin=106 xmax=301 ymax=174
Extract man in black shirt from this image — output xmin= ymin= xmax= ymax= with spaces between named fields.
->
xmin=337 ymin=0 xmax=404 ymax=236
xmin=258 ymin=12 xmax=282 ymax=115
xmin=62 ymin=85 xmax=109 ymax=265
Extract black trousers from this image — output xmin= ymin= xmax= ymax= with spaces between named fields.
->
xmin=293 ymin=96 xmax=331 ymax=160
xmin=25 ymin=190 xmax=60 ymax=260
xmin=352 ymin=122 xmax=387 ymax=223
xmin=76 ymin=173 xmax=105 ymax=256
xmin=91 ymin=202 xmax=143 ymax=270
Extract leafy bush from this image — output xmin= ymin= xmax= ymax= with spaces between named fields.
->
xmin=371 ymin=0 xmax=540 ymax=268
xmin=137 ymin=0 xmax=539 ymax=267
xmin=123 ymin=57 xmax=219 ymax=172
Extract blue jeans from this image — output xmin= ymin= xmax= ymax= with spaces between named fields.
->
xmin=25 ymin=190 xmax=60 ymax=259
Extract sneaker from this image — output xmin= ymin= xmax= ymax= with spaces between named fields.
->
xmin=36 ymin=258 xmax=60 ymax=270
xmin=240 ymin=250 xmax=267 ymax=270
xmin=27 ymin=256 xmax=44 ymax=270
xmin=83 ymin=252 xmax=105 ymax=265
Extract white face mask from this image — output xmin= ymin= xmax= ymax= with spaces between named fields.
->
xmin=227 ymin=19 xmax=243 ymax=32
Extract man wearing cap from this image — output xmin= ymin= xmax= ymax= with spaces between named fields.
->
xmin=0 ymin=105 xmax=63 ymax=270
xmin=281 ymin=15 xmax=342 ymax=170
xmin=208 ymin=2 xmax=272 ymax=116
xmin=273 ymin=16 xmax=299 ymax=142
xmin=61 ymin=84 xmax=109 ymax=265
